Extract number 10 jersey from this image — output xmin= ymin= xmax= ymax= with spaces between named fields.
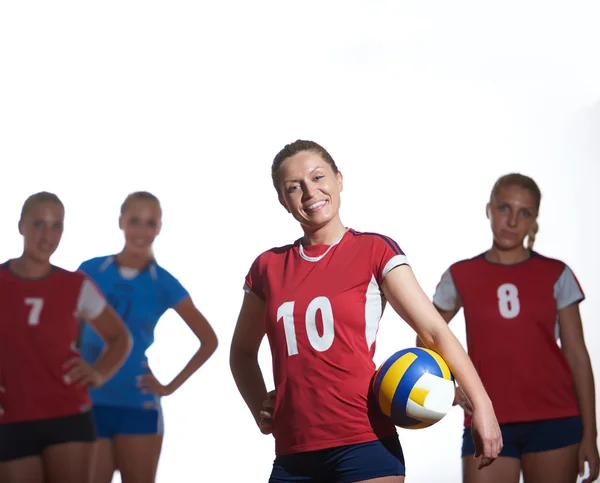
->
xmin=245 ymin=228 xmax=408 ymax=456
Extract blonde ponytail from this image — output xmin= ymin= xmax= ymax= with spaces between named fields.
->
xmin=527 ymin=220 xmax=539 ymax=250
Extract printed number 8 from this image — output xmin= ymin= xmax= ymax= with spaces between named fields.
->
xmin=497 ymin=283 xmax=520 ymax=319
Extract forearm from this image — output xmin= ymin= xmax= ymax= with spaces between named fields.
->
xmin=167 ymin=337 xmax=218 ymax=394
xmin=93 ymin=333 xmax=132 ymax=383
xmin=570 ymin=353 xmax=598 ymax=439
xmin=230 ymin=351 xmax=268 ymax=425
xmin=424 ymin=324 xmax=491 ymax=410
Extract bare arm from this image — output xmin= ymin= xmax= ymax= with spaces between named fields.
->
xmin=230 ymin=291 xmax=269 ymax=428
xmin=87 ymin=305 xmax=133 ymax=384
xmin=558 ymin=303 xmax=599 ymax=482
xmin=162 ymin=296 xmax=218 ymax=395
xmin=382 ymin=265 xmax=501 ymax=466
xmin=383 ymin=266 xmax=490 ymax=408
xmin=416 ymin=306 xmax=459 ymax=347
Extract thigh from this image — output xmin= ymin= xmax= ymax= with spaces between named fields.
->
xmin=522 ymin=444 xmax=580 ymax=483
xmin=116 ymin=406 xmax=164 ymax=438
xmin=0 ymin=456 xmax=44 ymax=483
xmin=521 ymin=416 xmax=582 ymax=483
xmin=522 ymin=416 xmax=583 ymax=455
xmin=462 ymin=456 xmax=521 ymax=483
xmin=41 ymin=410 xmax=97 ymax=483
xmin=353 ymin=478 xmax=403 ymax=483
xmin=91 ymin=405 xmax=120 ymax=440
xmin=0 ymin=419 xmax=45 ymax=463
xmin=327 ymin=436 xmax=405 ymax=483
xmin=43 ymin=441 xmax=95 ymax=483
xmin=90 ymin=439 xmax=117 ymax=483
xmin=270 ymin=450 xmax=322 ymax=483
xmin=113 ymin=435 xmax=164 ymax=483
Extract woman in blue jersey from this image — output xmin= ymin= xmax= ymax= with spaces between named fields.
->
xmin=78 ymin=191 xmax=218 ymax=483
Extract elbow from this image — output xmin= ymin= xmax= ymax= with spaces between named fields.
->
xmin=104 ymin=327 xmax=133 ymax=362
xmin=121 ymin=329 xmax=134 ymax=359
xmin=417 ymin=324 xmax=445 ymax=351
xmin=204 ymin=332 xmax=219 ymax=357
xmin=229 ymin=344 xmax=256 ymax=374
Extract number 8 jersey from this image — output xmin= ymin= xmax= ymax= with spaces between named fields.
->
xmin=433 ymin=252 xmax=584 ymax=427
xmin=244 ymin=228 xmax=408 ymax=456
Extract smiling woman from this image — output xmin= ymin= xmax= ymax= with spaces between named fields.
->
xmin=230 ymin=140 xmax=502 ymax=483
xmin=271 ymin=140 xmax=343 ymax=241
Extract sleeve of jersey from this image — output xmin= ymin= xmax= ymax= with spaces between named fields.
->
xmin=77 ymin=260 xmax=90 ymax=274
xmin=162 ymin=270 xmax=190 ymax=308
xmin=432 ymin=268 xmax=460 ymax=311
xmin=554 ymin=265 xmax=585 ymax=310
xmin=373 ymin=235 xmax=409 ymax=285
xmin=243 ymin=255 xmax=266 ymax=301
xmin=77 ymin=278 xmax=108 ymax=321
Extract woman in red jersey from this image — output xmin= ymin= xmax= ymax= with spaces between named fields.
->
xmin=0 ymin=192 xmax=132 ymax=483
xmin=230 ymin=140 xmax=503 ymax=483
xmin=425 ymin=173 xmax=599 ymax=483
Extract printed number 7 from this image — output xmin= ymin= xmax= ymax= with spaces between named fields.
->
xmin=25 ymin=297 xmax=44 ymax=326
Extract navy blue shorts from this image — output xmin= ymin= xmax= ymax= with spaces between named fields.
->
xmin=462 ymin=415 xmax=583 ymax=458
xmin=0 ymin=411 xmax=96 ymax=462
xmin=269 ymin=436 xmax=405 ymax=483
xmin=92 ymin=405 xmax=164 ymax=439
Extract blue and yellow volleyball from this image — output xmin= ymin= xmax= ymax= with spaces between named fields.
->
xmin=373 ymin=347 xmax=455 ymax=429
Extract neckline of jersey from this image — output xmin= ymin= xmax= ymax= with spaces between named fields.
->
xmin=3 ymin=259 xmax=55 ymax=281
xmin=298 ymin=230 xmax=348 ymax=263
xmin=112 ymin=254 xmax=156 ymax=273
xmin=481 ymin=250 xmax=535 ymax=267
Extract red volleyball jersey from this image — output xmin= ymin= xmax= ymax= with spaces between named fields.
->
xmin=0 ymin=262 xmax=107 ymax=424
xmin=433 ymin=252 xmax=584 ymax=427
xmin=244 ymin=228 xmax=408 ymax=455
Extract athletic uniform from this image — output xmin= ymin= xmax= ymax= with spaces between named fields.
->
xmin=0 ymin=261 xmax=106 ymax=462
xmin=433 ymin=251 xmax=584 ymax=458
xmin=244 ymin=228 xmax=407 ymax=482
xmin=78 ymin=255 xmax=189 ymax=438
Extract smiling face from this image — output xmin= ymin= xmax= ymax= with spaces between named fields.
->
xmin=487 ymin=184 xmax=538 ymax=251
xmin=19 ymin=201 xmax=65 ymax=263
xmin=119 ymin=198 xmax=162 ymax=258
xmin=276 ymin=150 xmax=344 ymax=231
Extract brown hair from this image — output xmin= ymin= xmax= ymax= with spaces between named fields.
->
xmin=120 ymin=191 xmax=162 ymax=216
xmin=491 ymin=173 xmax=541 ymax=249
xmin=20 ymin=192 xmax=64 ymax=222
xmin=271 ymin=140 xmax=339 ymax=191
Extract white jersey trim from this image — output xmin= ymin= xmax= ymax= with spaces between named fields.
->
xmin=554 ymin=265 xmax=584 ymax=310
xmin=381 ymin=254 xmax=409 ymax=279
xmin=365 ymin=274 xmax=383 ymax=350
xmin=432 ymin=268 xmax=460 ymax=312
xmin=76 ymin=279 xmax=107 ymax=321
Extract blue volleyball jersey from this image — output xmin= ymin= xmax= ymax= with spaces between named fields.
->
xmin=78 ymin=255 xmax=189 ymax=408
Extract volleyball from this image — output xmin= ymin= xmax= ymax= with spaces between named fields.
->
xmin=373 ymin=347 xmax=455 ymax=429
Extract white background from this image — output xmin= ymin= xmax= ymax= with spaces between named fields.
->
xmin=1 ymin=1 xmax=599 ymax=482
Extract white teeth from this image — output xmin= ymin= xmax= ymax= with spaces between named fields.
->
xmin=307 ymin=201 xmax=326 ymax=211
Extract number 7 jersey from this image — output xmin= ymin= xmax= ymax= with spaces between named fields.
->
xmin=244 ymin=228 xmax=408 ymax=456
xmin=0 ymin=262 xmax=106 ymax=424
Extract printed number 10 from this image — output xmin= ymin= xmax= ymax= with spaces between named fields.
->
xmin=277 ymin=296 xmax=335 ymax=356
